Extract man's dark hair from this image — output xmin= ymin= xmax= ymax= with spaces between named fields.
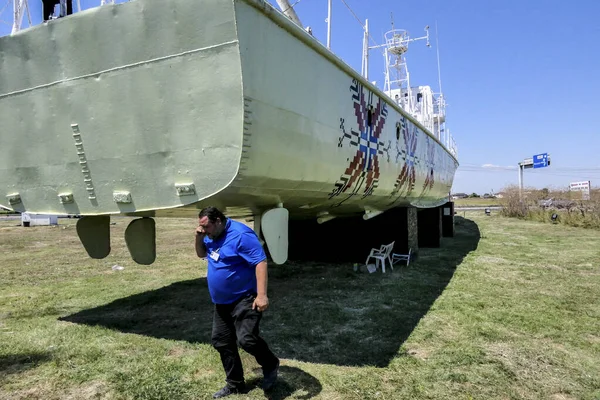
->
xmin=198 ymin=206 xmax=227 ymax=223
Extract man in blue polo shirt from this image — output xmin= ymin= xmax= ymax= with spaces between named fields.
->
xmin=195 ymin=206 xmax=279 ymax=398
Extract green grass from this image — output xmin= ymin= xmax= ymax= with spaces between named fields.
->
xmin=0 ymin=214 xmax=599 ymax=399
xmin=454 ymin=198 xmax=501 ymax=207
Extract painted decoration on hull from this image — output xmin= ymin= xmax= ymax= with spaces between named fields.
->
xmin=421 ymin=136 xmax=436 ymax=195
xmin=390 ymin=116 xmax=418 ymax=203
xmin=329 ymin=77 xmax=454 ymax=209
xmin=330 ymin=79 xmax=389 ymax=204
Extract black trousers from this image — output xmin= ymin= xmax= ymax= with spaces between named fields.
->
xmin=211 ymin=294 xmax=279 ymax=386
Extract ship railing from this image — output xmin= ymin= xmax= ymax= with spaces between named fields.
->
xmin=447 ymin=136 xmax=458 ymax=158
xmin=432 ymin=92 xmax=446 ymax=117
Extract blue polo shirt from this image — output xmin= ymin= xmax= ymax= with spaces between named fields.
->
xmin=204 ymin=219 xmax=267 ymax=304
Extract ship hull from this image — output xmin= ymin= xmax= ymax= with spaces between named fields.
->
xmin=0 ymin=0 xmax=458 ymax=220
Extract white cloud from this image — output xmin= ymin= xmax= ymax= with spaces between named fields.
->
xmin=481 ymin=164 xmax=517 ymax=170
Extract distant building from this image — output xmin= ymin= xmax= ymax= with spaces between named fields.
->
xmin=21 ymin=213 xmax=58 ymax=226
xmin=451 ymin=193 xmax=469 ymax=199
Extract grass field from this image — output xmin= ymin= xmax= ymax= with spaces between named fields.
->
xmin=453 ymin=198 xmax=501 ymax=207
xmin=0 ymin=213 xmax=599 ymax=399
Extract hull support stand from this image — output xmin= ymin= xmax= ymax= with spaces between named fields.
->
xmin=417 ymin=207 xmax=442 ymax=248
xmin=441 ymin=201 xmax=455 ymax=237
xmin=287 ymin=207 xmax=418 ymax=263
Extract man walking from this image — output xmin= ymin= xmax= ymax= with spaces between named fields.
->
xmin=195 ymin=206 xmax=279 ymax=398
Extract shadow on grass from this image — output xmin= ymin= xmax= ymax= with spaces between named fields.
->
xmin=243 ymin=366 xmax=321 ymax=400
xmin=61 ymin=217 xmax=480 ymax=368
xmin=0 ymin=352 xmax=51 ymax=378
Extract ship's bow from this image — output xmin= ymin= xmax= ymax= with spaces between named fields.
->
xmin=0 ymin=0 xmax=244 ymax=215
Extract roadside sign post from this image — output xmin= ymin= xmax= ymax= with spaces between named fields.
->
xmin=518 ymin=153 xmax=551 ymax=199
xmin=569 ymin=181 xmax=591 ymax=200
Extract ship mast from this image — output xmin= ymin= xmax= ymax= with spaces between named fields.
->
xmin=274 ymin=0 xmax=303 ymax=28
xmin=326 ymin=0 xmax=332 ymax=49
xmin=362 ymin=17 xmax=456 ymax=156
xmin=9 ymin=0 xmax=31 ymax=34
xmin=364 ymin=20 xmax=430 ymax=114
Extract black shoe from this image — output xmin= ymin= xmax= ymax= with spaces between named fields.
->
xmin=262 ymin=359 xmax=280 ymax=391
xmin=213 ymin=383 xmax=244 ymax=398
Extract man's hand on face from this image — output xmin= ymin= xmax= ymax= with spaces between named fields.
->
xmin=252 ymin=295 xmax=269 ymax=312
xmin=195 ymin=226 xmax=206 ymax=236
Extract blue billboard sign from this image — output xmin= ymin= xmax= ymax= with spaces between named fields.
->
xmin=533 ymin=153 xmax=548 ymax=169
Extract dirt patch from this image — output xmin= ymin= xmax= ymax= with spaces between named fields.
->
xmin=167 ymin=346 xmax=195 ymax=358
xmin=407 ymin=347 xmax=431 ymax=361
xmin=64 ymin=381 xmax=111 ymax=400
xmin=549 ymin=394 xmax=577 ymax=400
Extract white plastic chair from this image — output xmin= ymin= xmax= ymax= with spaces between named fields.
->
xmin=365 ymin=241 xmax=395 ymax=273
xmin=392 ymin=248 xmax=412 ymax=266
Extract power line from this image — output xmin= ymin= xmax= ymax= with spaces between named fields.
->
xmin=458 ymin=163 xmax=600 ymax=172
xmin=458 ymin=168 xmax=600 ymax=174
xmin=338 ymin=0 xmax=385 ymax=57
xmin=457 ymin=170 xmax=600 ymax=180
xmin=458 ymin=167 xmax=600 ymax=174
xmin=0 ymin=0 xmax=11 ymax=18
xmin=338 ymin=0 xmax=363 ymax=28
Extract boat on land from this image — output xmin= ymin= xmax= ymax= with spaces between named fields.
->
xmin=0 ymin=0 xmax=458 ymax=264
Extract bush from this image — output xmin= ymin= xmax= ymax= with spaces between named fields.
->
xmin=499 ymin=186 xmax=535 ymax=218
xmin=499 ymin=185 xmax=600 ymax=229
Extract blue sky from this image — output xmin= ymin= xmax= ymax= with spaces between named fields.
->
xmin=2 ymin=0 xmax=599 ymax=195
xmin=272 ymin=0 xmax=600 ymax=195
